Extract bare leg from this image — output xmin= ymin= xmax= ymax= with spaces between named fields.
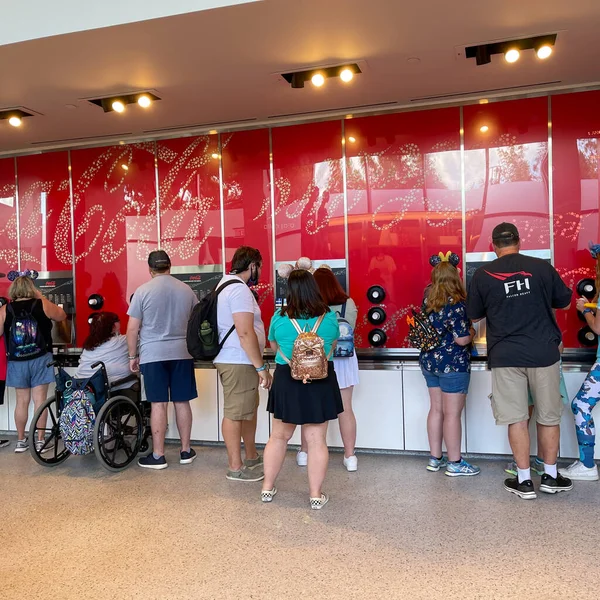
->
xmin=31 ymin=384 xmax=50 ymax=441
xmin=537 ymin=423 xmax=560 ymax=466
xmin=222 ymin=417 xmax=243 ymax=471
xmin=442 ymin=392 xmax=465 ymax=462
xmin=304 ymin=423 xmax=329 ymax=498
xmin=241 ymin=408 xmax=258 ymax=461
xmin=14 ymin=388 xmax=31 ymax=440
xmin=150 ymin=403 xmax=168 ymax=457
xmin=508 ymin=420 xmax=531 ymax=470
xmin=173 ymin=401 xmax=192 ymax=453
xmin=338 ymin=386 xmax=357 ymax=458
xmin=299 ymin=426 xmax=307 ymax=453
xmin=262 ymin=419 xmax=296 ymax=491
xmin=426 ymin=387 xmax=443 ymax=458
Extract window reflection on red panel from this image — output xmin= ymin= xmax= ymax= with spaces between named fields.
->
xmin=17 ymin=152 xmax=72 ymax=272
xmin=345 ymin=108 xmax=462 ymax=348
xmin=157 ymin=135 xmax=221 ymax=267
xmin=0 ymin=157 xmax=18 ymax=298
xmin=221 ymin=129 xmax=274 ymax=325
xmin=71 ymin=144 xmax=158 ymax=345
xmin=553 ymin=90 xmax=600 ymax=348
xmin=271 ymin=121 xmax=344 ymax=262
xmin=464 ymin=97 xmax=549 ymax=253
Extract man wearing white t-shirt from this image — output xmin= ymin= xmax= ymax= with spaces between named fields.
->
xmin=214 ymin=247 xmax=272 ymax=482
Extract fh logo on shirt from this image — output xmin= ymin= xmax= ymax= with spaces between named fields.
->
xmin=485 ymin=271 xmax=533 ymax=298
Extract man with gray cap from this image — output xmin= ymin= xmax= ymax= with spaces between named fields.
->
xmin=467 ymin=223 xmax=573 ymax=499
xmin=127 ymin=250 xmax=198 ymax=469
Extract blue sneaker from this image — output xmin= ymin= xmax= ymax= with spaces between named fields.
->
xmin=531 ymin=457 xmax=545 ymax=476
xmin=138 ymin=454 xmax=168 ymax=470
xmin=445 ymin=458 xmax=481 ymax=477
xmin=426 ymin=456 xmax=448 ymax=472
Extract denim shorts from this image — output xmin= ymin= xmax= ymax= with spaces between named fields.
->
xmin=6 ymin=353 xmax=55 ymax=389
xmin=421 ymin=368 xmax=471 ymax=394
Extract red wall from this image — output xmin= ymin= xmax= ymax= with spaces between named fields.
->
xmin=1 ymin=91 xmax=598 ymax=349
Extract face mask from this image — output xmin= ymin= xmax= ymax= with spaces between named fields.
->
xmin=248 ymin=264 xmax=259 ymax=287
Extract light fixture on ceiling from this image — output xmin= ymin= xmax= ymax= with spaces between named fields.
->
xmin=479 ymin=125 xmax=489 ymax=133
xmin=282 ymin=63 xmax=362 ymax=89
xmin=464 ymin=33 xmax=557 ymax=66
xmin=8 ymin=116 xmax=22 ymax=127
xmin=479 ymin=99 xmax=489 ymax=104
xmin=137 ymin=95 xmax=152 ymax=108
xmin=88 ymin=91 xmax=161 ymax=113
xmin=311 ymin=73 xmax=325 ymax=87
xmin=339 ymin=68 xmax=354 ymax=83
xmin=504 ymin=49 xmax=520 ymax=63
xmin=0 ymin=108 xmax=33 ymax=128
xmin=112 ymin=100 xmax=126 ymax=113
xmin=536 ymin=44 xmax=553 ymax=59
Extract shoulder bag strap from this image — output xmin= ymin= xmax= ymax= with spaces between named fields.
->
xmin=277 ymin=348 xmax=291 ymax=365
xmin=216 ymin=279 xmax=245 ymax=346
xmin=311 ymin=313 xmax=326 ymax=334
xmin=289 ymin=318 xmax=305 ymax=335
xmin=340 ymin=302 xmax=347 ymax=318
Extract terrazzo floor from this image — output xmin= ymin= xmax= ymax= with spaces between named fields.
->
xmin=2 ymin=440 xmax=599 ymax=600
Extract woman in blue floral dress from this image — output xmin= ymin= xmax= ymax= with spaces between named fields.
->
xmin=419 ymin=256 xmax=479 ymax=476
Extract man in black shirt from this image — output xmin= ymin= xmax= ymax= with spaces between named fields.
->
xmin=467 ymin=223 xmax=573 ymax=499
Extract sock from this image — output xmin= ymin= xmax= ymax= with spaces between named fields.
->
xmin=517 ymin=467 xmax=531 ymax=483
xmin=451 ymin=457 xmax=462 ymax=464
xmin=544 ymin=463 xmax=558 ymax=478
xmin=431 ymin=455 xmax=443 ymax=461
xmin=152 ymin=452 xmax=163 ymax=460
xmin=581 ymin=445 xmax=596 ymax=468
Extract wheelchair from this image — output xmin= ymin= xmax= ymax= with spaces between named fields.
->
xmin=29 ymin=361 xmax=151 ymax=472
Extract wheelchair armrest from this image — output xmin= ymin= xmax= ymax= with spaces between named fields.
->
xmin=110 ymin=373 xmax=140 ymax=391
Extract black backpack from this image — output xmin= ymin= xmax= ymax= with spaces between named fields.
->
xmin=407 ymin=308 xmax=442 ymax=352
xmin=186 ymin=279 xmax=244 ymax=361
xmin=7 ymin=300 xmax=47 ymax=361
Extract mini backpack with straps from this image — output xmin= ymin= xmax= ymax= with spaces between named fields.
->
xmin=278 ymin=314 xmax=331 ymax=384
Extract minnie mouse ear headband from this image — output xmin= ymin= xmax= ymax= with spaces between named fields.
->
xmin=7 ymin=269 xmax=39 ymax=281
xmin=429 ymin=251 xmax=460 ymax=268
xmin=589 ymin=241 xmax=600 ymax=259
xmin=276 ymin=257 xmax=332 ymax=280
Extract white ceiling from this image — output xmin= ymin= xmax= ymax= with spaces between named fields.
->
xmin=1 ymin=0 xmax=600 ymax=154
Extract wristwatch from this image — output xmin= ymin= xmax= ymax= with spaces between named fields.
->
xmin=256 ymin=362 xmax=270 ymax=373
xmin=128 ymin=355 xmax=138 ymax=360
xmin=583 ymin=308 xmax=593 ymax=315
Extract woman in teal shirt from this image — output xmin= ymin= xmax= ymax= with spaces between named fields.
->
xmin=262 ymin=269 xmax=342 ymax=510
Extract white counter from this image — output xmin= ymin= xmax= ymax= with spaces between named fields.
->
xmin=0 ymin=364 xmax=593 ymax=459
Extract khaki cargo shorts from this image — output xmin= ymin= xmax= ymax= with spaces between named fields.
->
xmin=216 ymin=363 xmax=260 ymax=421
xmin=490 ymin=361 xmax=562 ymax=426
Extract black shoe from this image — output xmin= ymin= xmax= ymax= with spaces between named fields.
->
xmin=138 ymin=454 xmax=168 ymax=470
xmin=0 ymin=440 xmax=10 ymax=448
xmin=540 ymin=473 xmax=573 ymax=494
xmin=504 ymin=477 xmax=537 ymax=500
xmin=180 ymin=448 xmax=197 ymax=465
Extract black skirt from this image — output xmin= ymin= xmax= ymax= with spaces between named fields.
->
xmin=267 ymin=362 xmax=344 ymax=425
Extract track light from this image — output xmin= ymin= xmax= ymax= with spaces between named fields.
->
xmin=137 ymin=95 xmax=152 ymax=108
xmin=311 ymin=73 xmax=325 ymax=87
xmin=112 ymin=100 xmax=125 ymax=113
xmin=8 ymin=116 xmax=22 ymax=127
xmin=504 ymin=49 xmax=520 ymax=63
xmin=340 ymin=68 xmax=354 ymax=82
xmin=536 ymin=44 xmax=553 ymax=59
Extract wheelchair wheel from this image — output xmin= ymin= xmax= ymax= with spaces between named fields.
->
xmin=94 ymin=396 xmax=143 ymax=472
xmin=30 ymin=396 xmax=70 ymax=467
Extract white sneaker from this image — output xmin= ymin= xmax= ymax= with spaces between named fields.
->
xmin=343 ymin=455 xmax=358 ymax=472
xmin=559 ymin=460 xmax=599 ymax=481
xmin=14 ymin=439 xmax=29 ymax=453
xmin=296 ymin=451 xmax=308 ymax=467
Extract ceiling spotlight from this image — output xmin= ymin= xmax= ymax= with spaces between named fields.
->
xmin=504 ymin=49 xmax=520 ymax=63
xmin=121 ymin=164 xmax=129 ymax=171
xmin=479 ymin=125 xmax=489 ymax=133
xmin=8 ymin=116 xmax=22 ymax=127
xmin=348 ymin=136 xmax=356 ymax=143
xmin=137 ymin=95 xmax=152 ymax=108
xmin=311 ymin=73 xmax=325 ymax=87
xmin=112 ymin=100 xmax=125 ymax=113
xmin=340 ymin=68 xmax=354 ymax=83
xmin=479 ymin=98 xmax=489 ymax=104
xmin=536 ymin=45 xmax=553 ymax=59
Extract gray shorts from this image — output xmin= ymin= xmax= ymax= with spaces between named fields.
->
xmin=491 ymin=362 xmax=562 ymax=426
xmin=6 ymin=353 xmax=55 ymax=389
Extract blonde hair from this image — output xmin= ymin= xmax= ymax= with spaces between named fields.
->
xmin=426 ymin=262 xmax=466 ymax=313
xmin=8 ymin=276 xmax=38 ymax=301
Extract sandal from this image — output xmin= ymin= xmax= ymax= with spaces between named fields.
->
xmin=261 ymin=487 xmax=277 ymax=503
xmin=310 ymin=493 xmax=329 ymax=510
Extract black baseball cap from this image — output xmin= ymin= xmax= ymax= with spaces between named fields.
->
xmin=492 ymin=222 xmax=520 ymax=243
xmin=148 ymin=250 xmax=171 ymax=269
